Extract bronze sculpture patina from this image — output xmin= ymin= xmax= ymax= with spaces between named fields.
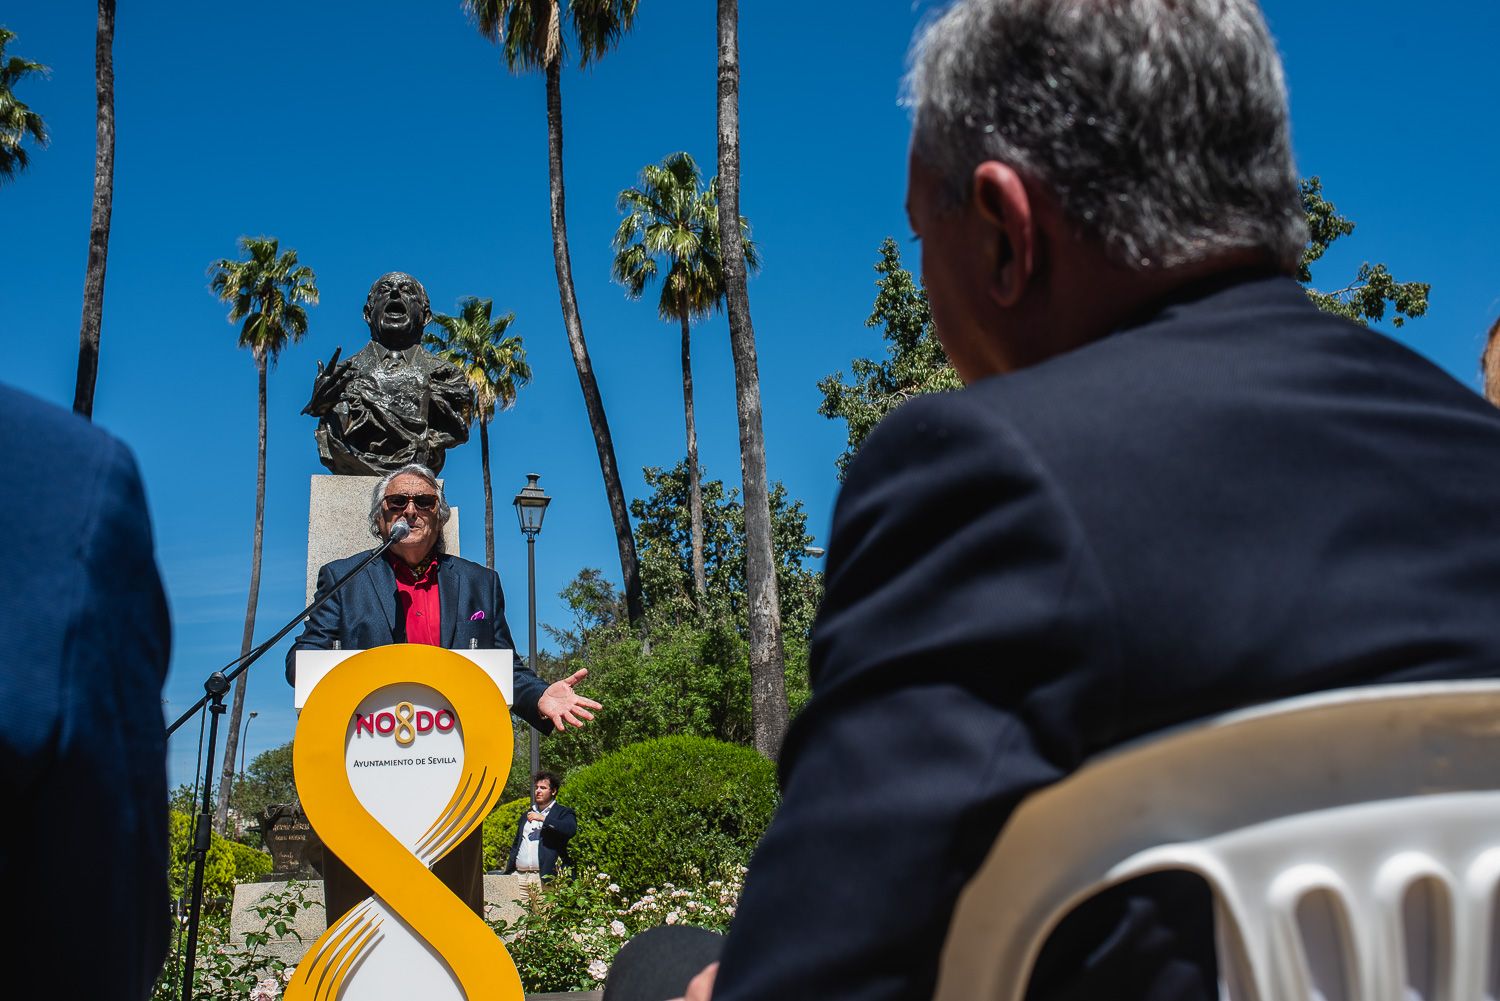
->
xmin=303 ymin=272 xmax=474 ymax=475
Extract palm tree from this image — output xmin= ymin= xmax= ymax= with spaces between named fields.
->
xmin=613 ymin=151 xmax=757 ymax=609
xmin=207 ymin=237 xmax=319 ymax=834
xmin=427 ymin=297 xmax=533 ymax=570
xmin=717 ymin=0 xmax=787 ymax=758
xmin=463 ymin=0 xmax=645 ymax=625
xmin=0 ymin=27 xmax=49 ymax=184
xmin=72 ymin=0 xmax=116 ymax=419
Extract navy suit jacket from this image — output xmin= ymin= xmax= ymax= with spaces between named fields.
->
xmin=286 ymin=550 xmax=550 ymax=733
xmin=0 ymin=384 xmax=170 ymax=999
xmin=713 ymin=274 xmax=1500 ymax=1001
xmin=504 ymin=801 xmax=578 ymax=876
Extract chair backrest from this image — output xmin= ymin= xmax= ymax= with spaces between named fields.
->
xmin=931 ymin=681 xmax=1500 ymax=1001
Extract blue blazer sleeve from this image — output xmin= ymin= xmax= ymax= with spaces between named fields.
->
xmin=712 ymin=393 xmax=1122 ymax=1001
xmin=3 ymin=426 xmax=172 ymax=999
xmin=481 ymin=564 xmax=549 ymax=734
xmin=286 ymin=561 xmax=345 ymax=684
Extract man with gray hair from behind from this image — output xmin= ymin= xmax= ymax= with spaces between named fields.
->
xmin=606 ymin=2 xmax=1500 ymax=1000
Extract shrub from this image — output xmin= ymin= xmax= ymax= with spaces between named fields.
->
xmin=152 ymin=880 xmax=316 ymax=1001
xmin=495 ymin=865 xmax=742 ymax=993
xmin=560 ymin=736 xmax=777 ymax=895
xmin=482 ymin=797 xmax=528 ymax=870
xmin=166 ymin=811 xmax=273 ymax=909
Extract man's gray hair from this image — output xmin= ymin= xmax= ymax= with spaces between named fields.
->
xmin=368 ymin=463 xmax=452 ymax=548
xmin=905 ymin=0 xmax=1307 ymax=271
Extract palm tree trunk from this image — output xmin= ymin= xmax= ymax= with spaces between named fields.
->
xmin=481 ymin=415 xmax=495 ymax=569
xmin=681 ymin=313 xmax=708 ymax=607
xmin=717 ymin=0 xmax=787 ymax=758
xmin=216 ymin=351 xmax=267 ymax=833
xmin=543 ymin=57 xmax=644 ymax=624
xmin=72 ymin=0 xmax=115 ymax=419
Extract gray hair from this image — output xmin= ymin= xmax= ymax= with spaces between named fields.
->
xmin=368 ymin=463 xmax=452 ymax=549
xmin=905 ymin=0 xmax=1307 ymax=271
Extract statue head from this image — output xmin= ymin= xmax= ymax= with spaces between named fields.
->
xmin=363 ymin=272 xmax=432 ymax=351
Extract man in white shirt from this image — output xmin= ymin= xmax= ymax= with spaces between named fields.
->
xmin=504 ymin=770 xmax=577 ymax=889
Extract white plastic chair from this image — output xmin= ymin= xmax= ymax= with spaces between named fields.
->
xmin=931 ymin=681 xmax=1500 ymax=1001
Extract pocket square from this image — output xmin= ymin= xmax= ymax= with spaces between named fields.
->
xmin=469 ymin=610 xmax=486 ymax=621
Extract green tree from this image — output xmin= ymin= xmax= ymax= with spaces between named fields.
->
xmin=463 ymin=0 xmax=645 ymax=626
xmin=166 ymin=811 xmax=272 ymax=907
xmin=818 ymin=237 xmax=961 ymax=477
xmin=426 ymin=297 xmax=532 ymax=570
xmin=229 ymin=740 xmax=297 ymax=836
xmin=208 ymin=237 xmax=318 ymax=834
xmin=630 ymin=462 xmax=821 ymax=641
xmin=515 ymin=566 xmax=813 ymax=789
xmin=716 ymin=0 xmax=786 ymax=758
xmin=1299 ymin=176 xmax=1430 ymax=328
xmin=614 ymin=151 xmax=758 ymax=610
xmin=72 ymin=0 xmax=117 ymax=419
xmin=0 ymin=27 xmax=48 ymax=184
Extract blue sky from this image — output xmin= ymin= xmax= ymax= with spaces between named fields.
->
xmin=4 ymin=0 xmax=1497 ymax=788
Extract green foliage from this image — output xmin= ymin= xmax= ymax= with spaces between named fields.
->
xmin=166 ymin=810 xmax=273 ymax=909
xmin=152 ymin=881 xmax=317 ymax=1001
xmin=1298 ymin=176 xmax=1430 ymax=328
xmin=533 ymin=608 xmax=810 ymax=780
xmin=560 ymin=736 xmax=778 ymax=896
xmin=630 ymin=462 xmax=823 ymax=638
xmin=817 ymin=237 xmax=962 ymax=477
xmin=483 ymin=796 xmax=530 ymax=870
xmin=231 ymin=741 xmax=297 ymax=835
xmin=208 ymin=237 xmax=319 ymax=362
xmin=495 ymin=866 xmax=742 ymax=993
xmin=613 ymin=151 xmax=757 ymax=323
xmin=549 ymin=567 xmax=628 ymax=656
xmin=425 ymin=296 xmax=530 ymax=420
xmin=464 ymin=0 xmax=640 ymax=73
xmin=0 ymin=28 xmax=48 ymax=184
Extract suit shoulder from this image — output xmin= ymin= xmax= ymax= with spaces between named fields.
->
xmin=839 ymin=386 xmax=1042 ymax=512
xmin=3 ymin=383 xmax=132 ymax=478
xmin=441 ymin=554 xmax=499 ymax=580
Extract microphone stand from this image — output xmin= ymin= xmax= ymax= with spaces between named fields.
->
xmin=168 ymin=528 xmax=407 ymax=1001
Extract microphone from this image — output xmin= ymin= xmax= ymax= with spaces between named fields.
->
xmin=388 ymin=518 xmax=412 ymax=543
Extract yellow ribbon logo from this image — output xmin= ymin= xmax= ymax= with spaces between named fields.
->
xmin=286 ymin=645 xmax=523 ymax=1001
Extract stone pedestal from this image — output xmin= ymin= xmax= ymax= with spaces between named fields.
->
xmin=306 ymin=475 xmax=460 ymax=601
xmin=229 ymin=875 xmax=534 ymax=967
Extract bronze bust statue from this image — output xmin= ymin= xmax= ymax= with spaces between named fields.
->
xmin=303 ymin=272 xmax=474 ymax=475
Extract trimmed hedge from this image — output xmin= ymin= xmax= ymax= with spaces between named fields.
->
xmin=559 ymin=735 xmax=777 ymax=894
xmin=482 ymin=797 xmax=528 ymax=870
xmin=166 ymin=811 xmax=273 ymax=907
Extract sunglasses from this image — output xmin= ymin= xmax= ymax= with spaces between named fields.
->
xmin=383 ymin=493 xmax=439 ymax=512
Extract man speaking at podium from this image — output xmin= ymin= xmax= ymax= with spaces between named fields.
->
xmin=287 ymin=462 xmax=600 ymax=921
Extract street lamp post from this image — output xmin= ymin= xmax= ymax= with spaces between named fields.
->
xmin=234 ymin=710 xmax=257 ymax=837
xmin=512 ymin=473 xmax=551 ymax=778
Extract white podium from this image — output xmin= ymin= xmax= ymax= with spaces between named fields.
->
xmin=285 ymin=645 xmax=524 ymax=1001
xmin=292 ymin=647 xmax=514 ymax=709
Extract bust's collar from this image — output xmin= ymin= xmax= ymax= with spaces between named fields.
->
xmin=370 ymin=340 xmax=419 ymax=363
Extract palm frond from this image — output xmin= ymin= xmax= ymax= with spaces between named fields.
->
xmin=612 ymin=152 xmax=754 ymax=325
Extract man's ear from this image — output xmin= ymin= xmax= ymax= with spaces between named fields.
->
xmin=362 ymin=300 xmax=373 ymax=324
xmin=971 ymin=162 xmax=1034 ymax=308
